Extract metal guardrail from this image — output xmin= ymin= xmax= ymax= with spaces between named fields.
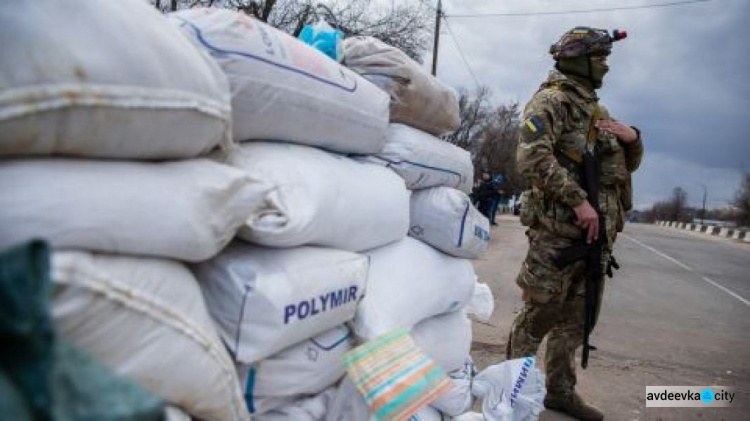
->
xmin=655 ymin=220 xmax=749 ymax=242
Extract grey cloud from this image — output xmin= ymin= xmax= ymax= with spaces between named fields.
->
xmin=428 ymin=0 xmax=750 ymax=206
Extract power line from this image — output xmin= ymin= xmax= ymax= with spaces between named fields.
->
xmin=447 ymin=0 xmax=711 ymax=18
xmin=442 ymin=17 xmax=482 ymax=91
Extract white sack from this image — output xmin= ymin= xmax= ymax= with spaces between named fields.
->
xmin=326 ymin=378 xmax=448 ymax=421
xmin=408 ymin=406 xmax=447 ymax=421
xmin=431 ymin=359 xmax=475 ymax=417
xmin=412 ymin=310 xmax=472 ymax=374
xmin=344 ymin=36 xmax=460 ymax=136
xmin=239 ymin=325 xmax=352 ymax=415
xmin=354 ymin=237 xmax=476 ymax=339
xmin=466 ymin=282 xmax=495 ymax=323
xmin=357 ymin=124 xmax=474 ymax=193
xmin=326 ymin=377 xmax=372 ymax=421
xmin=165 ymin=407 xmax=192 ymax=421
xmin=410 ymin=187 xmax=490 ymax=259
xmin=0 ymin=159 xmax=267 ymax=262
xmin=472 ymin=358 xmax=546 ymax=421
xmin=225 ymin=142 xmax=410 ymax=251
xmin=193 ymin=242 xmax=368 ymax=363
xmin=255 ymin=387 xmax=338 ymax=421
xmin=452 ymin=412 xmax=484 ymax=421
xmin=0 ymin=0 xmax=231 ymax=159
xmin=170 ymin=9 xmax=389 ymax=154
xmin=50 ymin=251 xmax=248 ymax=421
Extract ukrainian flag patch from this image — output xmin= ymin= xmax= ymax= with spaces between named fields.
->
xmin=524 ymin=116 xmax=544 ymax=134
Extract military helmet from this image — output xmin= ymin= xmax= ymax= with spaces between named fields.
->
xmin=550 ymin=26 xmax=627 ymax=60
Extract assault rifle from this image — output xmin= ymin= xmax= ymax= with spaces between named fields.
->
xmin=552 ymin=147 xmax=612 ymax=369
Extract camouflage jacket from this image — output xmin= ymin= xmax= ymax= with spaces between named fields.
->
xmin=518 ymin=70 xmax=643 ymax=240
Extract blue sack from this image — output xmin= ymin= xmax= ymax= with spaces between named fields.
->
xmin=298 ymin=20 xmax=344 ymax=62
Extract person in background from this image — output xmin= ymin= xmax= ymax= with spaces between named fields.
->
xmin=473 ymin=173 xmax=503 ymax=226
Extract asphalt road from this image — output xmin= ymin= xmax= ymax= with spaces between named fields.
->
xmin=470 ymin=217 xmax=750 ymax=421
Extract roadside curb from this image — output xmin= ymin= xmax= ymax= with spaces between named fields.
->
xmin=655 ymin=220 xmax=749 ymax=242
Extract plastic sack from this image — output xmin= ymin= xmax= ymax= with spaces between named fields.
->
xmin=343 ymin=328 xmax=450 ymax=421
xmin=51 ymin=251 xmax=249 ymax=421
xmin=224 ymin=142 xmax=410 ymax=252
xmin=239 ymin=325 xmax=352 ymax=415
xmin=0 ymin=159 xmax=268 ymax=262
xmin=452 ymin=412 xmax=484 ymax=421
xmin=164 ymin=407 xmax=192 ymax=421
xmin=465 ymin=282 xmax=495 ymax=323
xmin=326 ymin=377 xmax=372 ymax=421
xmin=409 ymin=187 xmax=490 ymax=259
xmin=471 ymin=357 xmax=546 ymax=421
xmin=356 ymin=124 xmax=474 ymax=193
xmin=170 ymin=9 xmax=388 ymax=154
xmin=411 ymin=310 xmax=472 ymax=374
xmin=407 ymin=406 xmax=445 ymax=421
xmin=254 ymin=387 xmax=338 ymax=421
xmin=0 ymin=0 xmax=231 ymax=159
xmin=354 ymin=237 xmax=477 ymax=339
xmin=430 ymin=359 xmax=475 ymax=416
xmin=344 ymin=36 xmax=460 ymax=136
xmin=192 ymin=241 xmax=368 ymax=363
xmin=299 ymin=20 xmax=344 ymax=62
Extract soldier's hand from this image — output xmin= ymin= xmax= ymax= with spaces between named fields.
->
xmin=574 ymin=200 xmax=599 ymax=243
xmin=596 ymin=119 xmax=639 ymax=143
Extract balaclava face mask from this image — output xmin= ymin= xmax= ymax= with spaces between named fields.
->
xmin=556 ymin=56 xmax=609 ymax=89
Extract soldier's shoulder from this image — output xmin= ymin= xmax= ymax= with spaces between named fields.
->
xmin=526 ymin=87 xmax=570 ymax=115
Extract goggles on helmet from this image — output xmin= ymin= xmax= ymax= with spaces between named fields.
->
xmin=550 ymin=27 xmax=627 ymax=60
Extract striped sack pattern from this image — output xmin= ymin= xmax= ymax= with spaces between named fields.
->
xmin=343 ymin=328 xmax=450 ymax=420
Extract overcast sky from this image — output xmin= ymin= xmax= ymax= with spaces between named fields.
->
xmin=420 ymin=0 xmax=749 ymax=210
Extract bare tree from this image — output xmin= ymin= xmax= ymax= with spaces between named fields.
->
xmin=668 ymin=187 xmax=689 ymax=222
xmin=444 ymin=87 xmax=522 ymax=197
xmin=150 ymin=0 xmax=431 ymax=61
xmin=476 ymin=103 xmax=521 ymax=196
xmin=733 ymin=173 xmax=750 ymax=227
xmin=444 ymin=87 xmax=492 ymax=153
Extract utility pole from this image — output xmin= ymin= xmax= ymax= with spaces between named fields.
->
xmin=700 ymin=183 xmax=707 ymax=225
xmin=431 ymin=0 xmax=442 ymax=76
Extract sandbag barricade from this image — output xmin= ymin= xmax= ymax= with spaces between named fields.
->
xmin=412 ymin=310 xmax=473 ymax=374
xmin=238 ymin=325 xmax=352 ymax=415
xmin=170 ymin=8 xmax=389 ymax=154
xmin=222 ymin=142 xmax=410 ymax=252
xmin=354 ymin=237 xmax=477 ymax=340
xmin=0 ymin=159 xmax=268 ymax=262
xmin=50 ymin=251 xmax=248 ymax=421
xmin=356 ymin=124 xmax=474 ymax=193
xmin=344 ymin=36 xmax=460 ymax=137
xmin=0 ymin=0 xmax=231 ymax=159
xmin=430 ymin=359 xmax=475 ymax=417
xmin=192 ymin=241 xmax=367 ymax=363
xmin=410 ymin=186 xmax=490 ymax=259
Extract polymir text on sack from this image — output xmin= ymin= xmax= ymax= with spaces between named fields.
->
xmin=284 ymin=286 xmax=359 ymax=324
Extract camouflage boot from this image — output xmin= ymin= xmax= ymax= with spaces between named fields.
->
xmin=544 ymin=392 xmax=604 ymax=421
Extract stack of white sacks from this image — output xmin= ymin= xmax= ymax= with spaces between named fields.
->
xmin=171 ymin=8 xmax=495 ymax=420
xmin=1 ymin=1 xmax=495 ymax=420
xmin=342 ymin=36 xmax=494 ymax=420
xmin=0 ymin=1 xmax=265 ymax=420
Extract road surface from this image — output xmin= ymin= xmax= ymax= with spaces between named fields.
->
xmin=470 ymin=217 xmax=750 ymax=420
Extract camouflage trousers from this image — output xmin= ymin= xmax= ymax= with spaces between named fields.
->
xmin=506 ymin=228 xmax=610 ymax=396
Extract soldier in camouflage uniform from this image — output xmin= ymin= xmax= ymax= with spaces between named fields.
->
xmin=506 ymin=27 xmax=644 ymax=420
